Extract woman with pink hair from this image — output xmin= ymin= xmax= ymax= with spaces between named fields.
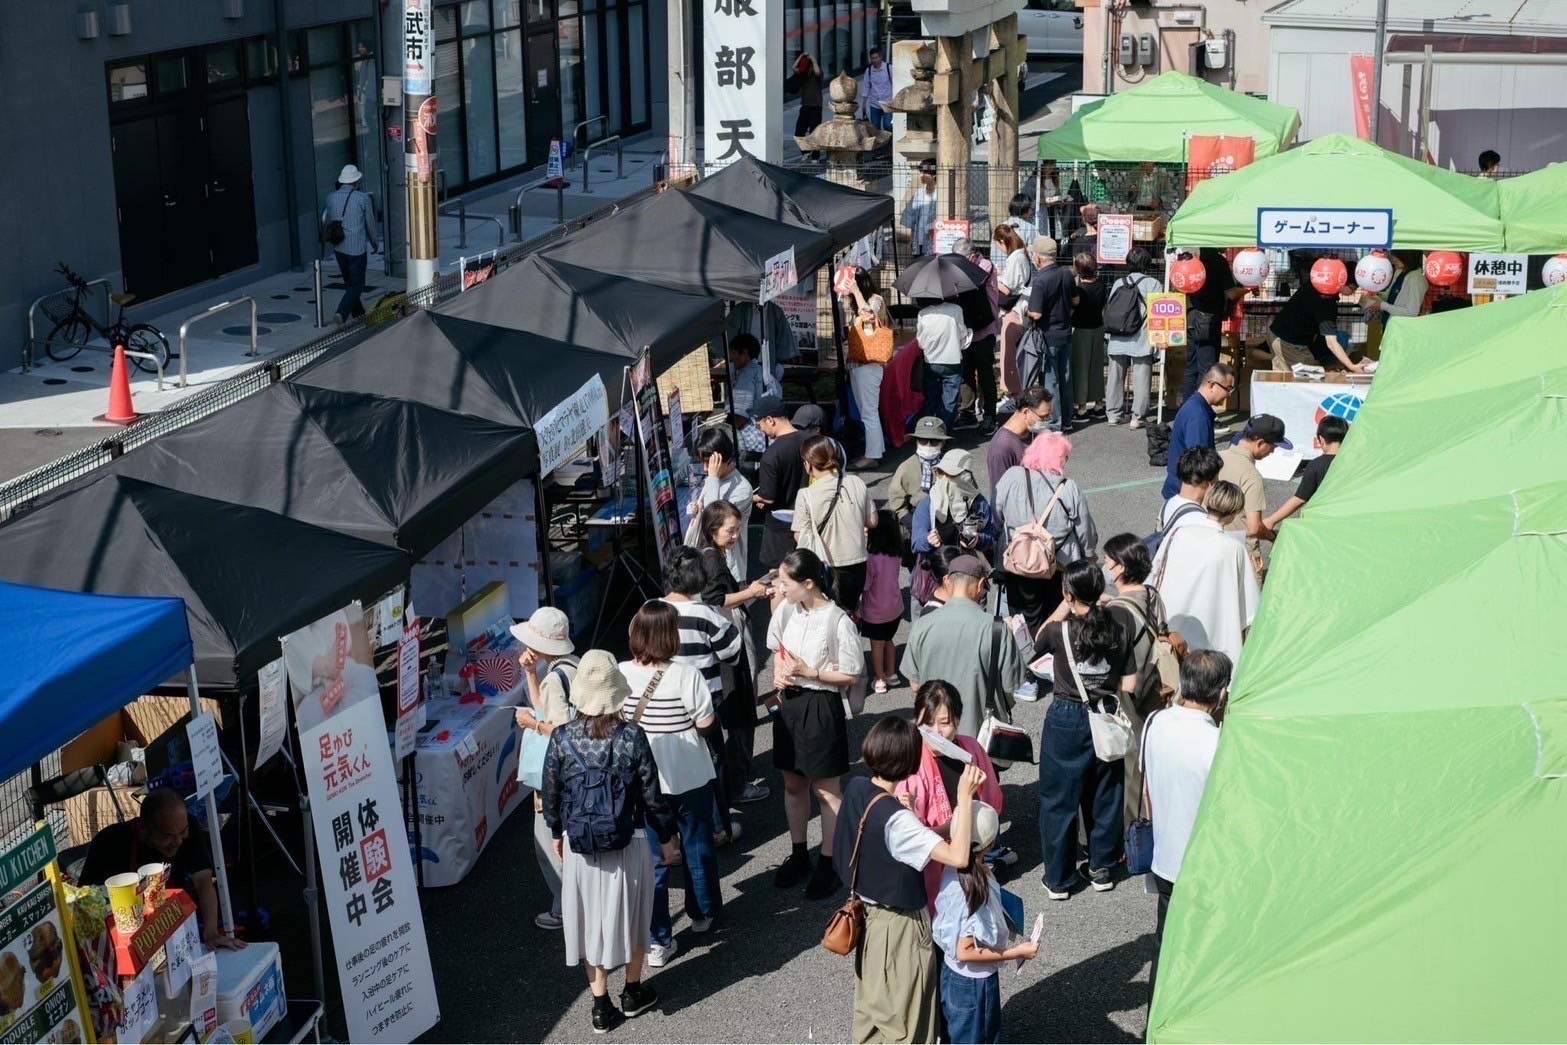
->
xmin=992 ymin=431 xmax=1099 ymax=638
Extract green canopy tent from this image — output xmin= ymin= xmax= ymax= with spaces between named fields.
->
xmin=1500 ymin=163 xmax=1567 ymax=254
xmin=1148 ymin=284 xmax=1567 ymax=1043
xmin=1166 ymin=133 xmax=1506 ymax=251
xmin=1036 ymin=71 xmax=1300 ymax=164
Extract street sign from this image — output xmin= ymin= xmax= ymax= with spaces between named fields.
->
xmin=1467 ymin=252 xmax=1527 ymax=296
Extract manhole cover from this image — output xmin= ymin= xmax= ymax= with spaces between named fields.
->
xmin=258 ymin=312 xmax=301 ymax=323
xmin=272 ymin=293 xmax=292 ymax=300
xmin=70 ymin=366 xmax=95 ymax=373
xmin=34 ymin=428 xmax=62 ymax=437
xmin=42 ymin=378 xmax=66 ymax=385
xmin=224 ymin=324 xmax=271 ymax=336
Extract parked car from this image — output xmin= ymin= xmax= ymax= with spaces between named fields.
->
xmin=1018 ymin=0 xmax=1084 ymax=57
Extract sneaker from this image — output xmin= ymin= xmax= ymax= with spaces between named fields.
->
xmin=647 ymin=939 xmax=678 ymax=967
xmin=619 ymin=981 xmax=659 ymax=1019
xmin=716 ymin=822 xmax=742 ymax=846
xmin=996 ymin=395 xmax=1017 ymax=415
xmin=735 ymin=782 xmax=771 ymax=804
xmin=690 ymin=916 xmax=715 ymax=934
xmin=804 ymin=858 xmax=843 ymax=900
xmin=1088 ymin=867 xmax=1115 ymax=892
xmin=873 ymin=679 xmax=888 ymax=695
xmin=1013 ymin=680 xmax=1039 ymax=703
xmin=534 ymin=911 xmax=563 ymax=929
xmin=884 ymin=674 xmax=908 ymax=690
xmin=774 ymin=852 xmax=813 ymax=888
xmin=1044 ymin=882 xmax=1073 ymax=901
xmin=849 ymin=457 xmax=880 ymax=470
xmin=1106 ymin=416 xmax=1126 ymax=426
xmin=980 ymin=418 xmax=998 ymax=436
xmin=985 ymin=846 xmax=1019 ymax=868
xmin=592 ymin=1001 xmax=625 ymax=1034
xmin=1129 ymin=418 xmax=1145 ymax=430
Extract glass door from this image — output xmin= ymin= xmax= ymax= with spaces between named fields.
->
xmin=525 ymin=30 xmax=562 ymax=167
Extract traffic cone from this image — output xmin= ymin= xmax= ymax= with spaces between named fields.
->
xmin=96 ymin=343 xmax=140 ymax=425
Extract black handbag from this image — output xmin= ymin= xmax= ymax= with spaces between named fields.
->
xmin=1187 ymin=309 xmax=1217 ymax=344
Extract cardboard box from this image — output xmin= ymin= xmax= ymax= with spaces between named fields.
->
xmin=123 ymin=695 xmax=222 ymax=744
xmin=63 ymin=785 xmax=144 ymax=847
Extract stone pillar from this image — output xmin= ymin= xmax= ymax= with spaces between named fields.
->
xmin=989 ymin=14 xmax=1021 ymax=227
xmin=933 ymin=33 xmax=972 ymax=225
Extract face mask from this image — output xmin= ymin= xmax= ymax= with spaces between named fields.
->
xmin=916 ymin=444 xmax=942 ymax=461
xmin=1029 ymin=421 xmax=1051 ymax=434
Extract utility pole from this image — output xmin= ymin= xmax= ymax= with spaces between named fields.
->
xmin=1369 ymin=0 xmax=1388 ymax=144
xmin=403 ymin=0 xmax=439 ymax=295
xmin=668 ymin=0 xmax=696 ymax=173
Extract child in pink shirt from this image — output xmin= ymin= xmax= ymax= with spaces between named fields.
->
xmin=859 ymin=510 xmax=905 ymax=693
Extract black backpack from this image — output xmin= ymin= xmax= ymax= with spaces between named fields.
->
xmin=1143 ymin=501 xmax=1205 ymax=555
xmin=558 ymin=725 xmax=638 ymax=855
xmin=1103 ymin=275 xmax=1148 ymax=337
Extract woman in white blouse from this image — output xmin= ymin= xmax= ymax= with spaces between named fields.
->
xmin=1368 ymin=250 xmax=1429 ymax=320
xmin=766 ymin=548 xmax=866 ymax=901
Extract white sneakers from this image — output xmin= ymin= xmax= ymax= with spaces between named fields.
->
xmin=647 ymin=940 xmax=679 ymax=967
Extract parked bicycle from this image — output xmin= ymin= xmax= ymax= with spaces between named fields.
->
xmin=44 ymin=264 xmax=170 ymax=375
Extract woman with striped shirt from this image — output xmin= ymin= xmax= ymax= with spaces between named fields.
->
xmin=619 ymin=601 xmax=723 ymax=967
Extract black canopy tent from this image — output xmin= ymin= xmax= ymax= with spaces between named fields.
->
xmin=540 ymin=188 xmax=838 ymax=301
xmin=293 ymin=309 xmax=637 ymax=418
xmin=688 ymin=154 xmax=894 ymax=248
xmin=438 ymin=255 xmax=727 ymax=369
xmin=58 ymin=382 xmax=538 ymax=558
xmin=0 ymin=475 xmax=412 ymax=690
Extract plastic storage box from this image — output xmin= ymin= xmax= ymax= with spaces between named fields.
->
xmin=215 ymin=940 xmax=287 ymax=1041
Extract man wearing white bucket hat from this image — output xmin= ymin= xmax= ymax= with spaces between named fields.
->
xmin=511 ymin=607 xmax=580 ymax=930
xmin=320 ymin=163 xmax=380 ymax=325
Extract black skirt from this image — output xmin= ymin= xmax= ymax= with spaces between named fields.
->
xmin=773 ymin=685 xmax=850 ymax=779
xmin=859 ymin=615 xmax=899 ymax=642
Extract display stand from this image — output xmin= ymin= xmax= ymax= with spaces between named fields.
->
xmin=589 ymin=363 xmax=659 ymax=645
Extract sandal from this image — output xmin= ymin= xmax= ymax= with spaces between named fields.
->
xmin=873 ymin=679 xmax=888 ymax=695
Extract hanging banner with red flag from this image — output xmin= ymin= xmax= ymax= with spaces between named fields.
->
xmin=1350 ymin=53 xmax=1376 ymax=140
xmin=1186 ymin=135 xmax=1257 ymax=193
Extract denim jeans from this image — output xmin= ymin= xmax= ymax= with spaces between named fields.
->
xmin=867 ymin=107 xmax=894 ymax=133
xmin=939 ymin=964 xmax=1001 ymax=1044
xmin=333 ymin=249 xmax=369 ymax=320
xmin=1037 ymin=697 xmax=1125 ymax=891
xmin=647 ymin=785 xmax=722 ymax=945
xmin=1042 ymin=337 xmax=1074 ymax=430
xmin=924 ymin=360 xmax=964 ymax=430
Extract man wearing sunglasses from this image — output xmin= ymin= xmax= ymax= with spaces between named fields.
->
xmin=1161 ymin=364 xmax=1235 ymax=500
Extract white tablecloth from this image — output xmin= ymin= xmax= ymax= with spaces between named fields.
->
xmin=412 ymin=699 xmax=526 ymax=887
xmin=1250 ymin=373 xmax=1372 ymax=461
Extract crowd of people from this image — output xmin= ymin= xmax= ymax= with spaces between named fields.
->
xmin=502 ymin=195 xmax=1372 ymax=1039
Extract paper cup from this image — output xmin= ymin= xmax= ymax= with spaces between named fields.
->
xmin=138 ymin=862 xmax=169 ymax=912
xmin=105 ymin=872 xmax=143 ymax=934
xmin=222 ymin=1017 xmax=255 ymax=1044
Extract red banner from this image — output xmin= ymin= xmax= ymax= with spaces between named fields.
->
xmin=1186 ymin=135 xmax=1257 ymax=193
xmin=1350 ymin=53 xmax=1375 ymax=140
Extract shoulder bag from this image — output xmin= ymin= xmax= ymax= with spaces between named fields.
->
xmin=321 ymin=188 xmax=352 ymax=246
xmin=629 ymin=669 xmax=667 ymax=725
xmin=1002 ymin=473 xmax=1067 ymax=580
xmin=1124 ymin=709 xmax=1161 ymax=876
xmin=847 ymin=311 xmax=895 ymax=365
xmin=1061 ymin=621 xmax=1133 ymax=762
xmin=823 ymin=792 xmax=894 ymax=956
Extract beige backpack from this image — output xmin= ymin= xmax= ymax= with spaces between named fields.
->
xmin=1001 ymin=474 xmax=1068 ymax=579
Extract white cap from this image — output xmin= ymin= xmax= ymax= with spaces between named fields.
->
xmin=508 ymin=607 xmax=574 ymax=657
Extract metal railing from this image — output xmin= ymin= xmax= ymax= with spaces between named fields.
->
xmin=439 ymin=198 xmax=507 ymax=250
xmin=582 ymin=136 xmax=623 ymax=194
xmin=25 ymin=278 xmax=111 ymax=371
xmin=570 ymin=116 xmax=609 ymax=168
xmin=177 ymin=297 xmax=257 ymax=389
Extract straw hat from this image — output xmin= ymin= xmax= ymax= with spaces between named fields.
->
xmin=567 ymin=650 xmax=632 ymax=717
xmin=509 ymin=607 xmax=574 ymax=657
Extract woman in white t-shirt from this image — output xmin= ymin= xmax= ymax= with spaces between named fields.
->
xmin=618 ymin=601 xmax=720 ymax=966
xmin=993 ymin=225 xmax=1033 ymax=398
xmin=832 ymin=716 xmax=988 ymax=1044
xmin=766 ymin=548 xmax=866 ymax=901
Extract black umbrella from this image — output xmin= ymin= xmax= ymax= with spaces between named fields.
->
xmin=893 ymin=251 xmax=991 ymax=300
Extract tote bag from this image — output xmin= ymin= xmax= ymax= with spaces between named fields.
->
xmin=1061 ymin=621 xmax=1133 ymax=762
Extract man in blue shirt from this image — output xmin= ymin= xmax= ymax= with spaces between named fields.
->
xmin=1162 ymin=363 xmax=1234 ymax=499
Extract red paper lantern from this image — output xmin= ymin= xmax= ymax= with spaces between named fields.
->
xmin=1230 ymin=248 xmax=1270 ymax=288
xmin=1169 ymin=255 xmax=1206 ymax=295
xmin=1310 ymin=257 xmax=1348 ymax=296
xmin=1543 ymin=254 xmax=1567 ymax=287
xmin=1424 ymin=251 xmax=1464 ymax=287
xmin=1354 ymin=250 xmax=1394 ymax=293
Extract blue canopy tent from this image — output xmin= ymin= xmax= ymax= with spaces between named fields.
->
xmin=0 ymin=580 xmax=234 ymax=933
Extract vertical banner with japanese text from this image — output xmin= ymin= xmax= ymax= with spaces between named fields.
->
xmin=1349 ymin=53 xmax=1375 ymax=141
xmin=629 ymin=354 xmax=683 ymax=570
xmin=290 ymin=607 xmax=439 ymax=1043
xmin=703 ymin=0 xmax=782 ymax=167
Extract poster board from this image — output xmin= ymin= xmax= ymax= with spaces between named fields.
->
xmin=0 ymin=826 xmax=92 ymax=1045
xmin=932 ymin=218 xmax=970 ymax=256
xmin=1097 ymin=214 xmax=1133 ymax=265
xmin=773 ymin=273 xmax=820 ymax=354
xmin=630 ymin=353 xmax=683 ymax=570
xmin=1147 ymin=292 xmax=1188 ymax=350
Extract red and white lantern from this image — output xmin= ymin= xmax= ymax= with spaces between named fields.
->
xmin=1169 ymin=254 xmax=1207 ymax=295
xmin=1543 ymin=254 xmax=1567 ymax=287
xmin=1424 ymin=251 xmax=1464 ymax=287
xmin=1231 ymin=248 xmax=1270 ymax=288
xmin=1354 ymin=250 xmax=1394 ymax=294
xmin=1310 ymin=257 xmax=1348 ymax=296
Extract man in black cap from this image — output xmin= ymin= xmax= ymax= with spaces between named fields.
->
xmin=887 ymin=416 xmax=950 ymax=532
xmin=752 ymin=394 xmax=809 ymax=568
xmin=1217 ymin=413 xmax=1291 ymax=566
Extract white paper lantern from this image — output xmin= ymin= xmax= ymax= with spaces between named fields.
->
xmin=1231 ymin=247 xmax=1270 ymax=288
xmin=1355 ymin=251 xmax=1394 ymax=294
xmin=1544 ymin=254 xmax=1567 ymax=287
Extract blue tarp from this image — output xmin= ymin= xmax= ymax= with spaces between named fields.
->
xmin=0 ymin=581 xmax=192 ymax=784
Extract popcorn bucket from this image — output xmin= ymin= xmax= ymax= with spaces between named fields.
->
xmin=137 ymin=863 xmax=169 ymax=913
xmin=105 ymin=873 xmax=142 ymax=934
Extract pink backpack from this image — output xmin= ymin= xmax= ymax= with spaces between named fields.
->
xmin=1001 ymin=475 xmax=1067 ymax=579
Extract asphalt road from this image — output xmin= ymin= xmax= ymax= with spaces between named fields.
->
xmin=419 ymin=407 xmax=1296 ymax=1044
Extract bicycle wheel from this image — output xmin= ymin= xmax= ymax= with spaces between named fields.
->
xmin=45 ymin=316 xmax=90 ymax=362
xmin=125 ymin=324 xmax=171 ymax=375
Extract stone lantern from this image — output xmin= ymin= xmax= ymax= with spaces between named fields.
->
xmin=883 ymin=43 xmax=937 ymax=168
xmin=794 ymin=72 xmax=890 ymax=193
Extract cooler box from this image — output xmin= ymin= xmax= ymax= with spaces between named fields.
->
xmin=215 ymin=941 xmax=287 ymax=1041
